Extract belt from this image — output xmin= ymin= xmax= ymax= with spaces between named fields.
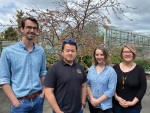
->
xmin=17 ymin=90 xmax=42 ymax=100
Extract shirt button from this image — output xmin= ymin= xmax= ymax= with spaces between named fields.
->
xmin=30 ymin=83 xmax=31 ymax=84
xmin=29 ymin=60 xmax=30 ymax=62
xmin=29 ymin=67 xmax=30 ymax=69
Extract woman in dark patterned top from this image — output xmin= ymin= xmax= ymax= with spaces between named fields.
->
xmin=112 ymin=43 xmax=147 ymax=113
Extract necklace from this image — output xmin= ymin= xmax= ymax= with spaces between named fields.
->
xmin=122 ymin=62 xmax=133 ymax=89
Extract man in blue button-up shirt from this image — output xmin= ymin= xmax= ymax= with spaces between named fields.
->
xmin=0 ymin=17 xmax=46 ymax=113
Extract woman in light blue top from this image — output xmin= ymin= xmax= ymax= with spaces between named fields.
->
xmin=86 ymin=46 xmax=117 ymax=113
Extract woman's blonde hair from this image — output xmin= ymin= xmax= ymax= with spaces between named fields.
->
xmin=120 ymin=43 xmax=137 ymax=60
xmin=92 ymin=46 xmax=111 ymax=66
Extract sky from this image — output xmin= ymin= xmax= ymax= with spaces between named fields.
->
xmin=0 ymin=0 xmax=150 ymax=35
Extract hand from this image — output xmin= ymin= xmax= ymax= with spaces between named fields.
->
xmin=81 ymin=105 xmax=84 ymax=110
xmin=121 ymin=102 xmax=128 ymax=108
xmin=13 ymin=100 xmax=21 ymax=107
xmin=117 ymin=97 xmax=127 ymax=108
xmin=124 ymin=101 xmax=135 ymax=107
xmin=90 ymin=98 xmax=100 ymax=107
xmin=40 ymin=90 xmax=45 ymax=98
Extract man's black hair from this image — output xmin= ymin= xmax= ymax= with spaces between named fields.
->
xmin=62 ymin=40 xmax=77 ymax=51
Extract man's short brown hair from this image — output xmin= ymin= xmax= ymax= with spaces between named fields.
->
xmin=21 ymin=16 xmax=39 ymax=29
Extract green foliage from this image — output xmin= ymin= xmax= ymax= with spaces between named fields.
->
xmin=46 ymin=54 xmax=92 ymax=74
xmin=45 ymin=52 xmax=150 ymax=73
xmin=16 ymin=10 xmax=24 ymax=30
xmin=110 ymin=47 xmax=150 ymax=71
xmin=99 ymin=35 xmax=104 ymax=41
xmin=77 ymin=54 xmax=92 ymax=74
xmin=134 ymin=59 xmax=150 ymax=71
xmin=0 ymin=38 xmax=8 ymax=41
xmin=46 ymin=54 xmax=60 ymax=70
xmin=4 ymin=27 xmax=18 ymax=40
xmin=110 ymin=48 xmax=123 ymax=64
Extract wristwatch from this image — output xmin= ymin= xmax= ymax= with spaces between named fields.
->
xmin=82 ymin=103 xmax=86 ymax=108
xmin=115 ymin=95 xmax=119 ymax=100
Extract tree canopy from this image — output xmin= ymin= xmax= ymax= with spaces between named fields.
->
xmin=0 ymin=0 xmax=135 ymax=68
xmin=4 ymin=27 xmax=18 ymax=41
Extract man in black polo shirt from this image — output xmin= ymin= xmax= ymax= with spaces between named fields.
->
xmin=43 ymin=40 xmax=87 ymax=113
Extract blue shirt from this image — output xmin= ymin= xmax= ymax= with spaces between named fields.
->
xmin=0 ymin=41 xmax=47 ymax=98
xmin=86 ymin=65 xmax=117 ymax=110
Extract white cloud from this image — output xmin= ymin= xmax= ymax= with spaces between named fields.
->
xmin=0 ymin=0 xmax=55 ymax=32
xmin=0 ymin=0 xmax=150 ymax=35
xmin=107 ymin=0 xmax=150 ymax=35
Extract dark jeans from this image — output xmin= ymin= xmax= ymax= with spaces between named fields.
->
xmin=112 ymin=104 xmax=141 ymax=113
xmin=88 ymin=101 xmax=112 ymax=113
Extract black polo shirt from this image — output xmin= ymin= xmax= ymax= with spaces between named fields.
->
xmin=43 ymin=59 xmax=87 ymax=113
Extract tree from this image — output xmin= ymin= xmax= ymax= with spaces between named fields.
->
xmin=4 ymin=27 xmax=18 ymax=40
xmin=16 ymin=10 xmax=24 ymax=31
xmin=0 ymin=10 xmax=24 ymax=41
xmin=0 ymin=0 xmax=135 ymax=49
xmin=0 ymin=0 xmax=135 ymax=69
xmin=27 ymin=0 xmax=134 ymax=52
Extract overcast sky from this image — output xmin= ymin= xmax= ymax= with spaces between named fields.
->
xmin=0 ymin=0 xmax=150 ymax=35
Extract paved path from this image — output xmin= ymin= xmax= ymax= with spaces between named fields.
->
xmin=0 ymin=80 xmax=150 ymax=113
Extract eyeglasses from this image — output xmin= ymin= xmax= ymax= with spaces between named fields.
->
xmin=122 ymin=51 xmax=133 ymax=54
xmin=25 ymin=26 xmax=38 ymax=31
xmin=65 ymin=40 xmax=76 ymax=43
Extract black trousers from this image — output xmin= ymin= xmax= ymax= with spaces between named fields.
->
xmin=88 ymin=101 xmax=112 ymax=113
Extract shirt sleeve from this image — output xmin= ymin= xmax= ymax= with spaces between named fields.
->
xmin=0 ymin=49 xmax=11 ymax=85
xmin=104 ymin=69 xmax=117 ymax=98
xmin=39 ymin=50 xmax=47 ymax=77
xmin=135 ymin=66 xmax=147 ymax=100
xmin=43 ymin=65 xmax=57 ymax=88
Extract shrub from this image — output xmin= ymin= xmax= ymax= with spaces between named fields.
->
xmin=134 ymin=59 xmax=150 ymax=71
xmin=46 ymin=51 xmax=150 ymax=73
xmin=46 ymin=54 xmax=92 ymax=74
xmin=110 ymin=48 xmax=123 ymax=64
xmin=0 ymin=38 xmax=9 ymax=41
xmin=46 ymin=54 xmax=60 ymax=70
xmin=77 ymin=54 xmax=92 ymax=74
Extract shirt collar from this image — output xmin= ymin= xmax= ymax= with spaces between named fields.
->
xmin=94 ymin=65 xmax=108 ymax=70
xmin=18 ymin=40 xmax=36 ymax=49
xmin=61 ymin=58 xmax=77 ymax=66
xmin=18 ymin=40 xmax=25 ymax=48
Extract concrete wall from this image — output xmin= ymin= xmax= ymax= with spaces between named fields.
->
xmin=2 ymin=41 xmax=18 ymax=47
xmin=0 ymin=41 xmax=18 ymax=55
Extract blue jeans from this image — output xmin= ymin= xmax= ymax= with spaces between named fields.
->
xmin=112 ymin=104 xmax=141 ymax=113
xmin=53 ymin=109 xmax=83 ymax=113
xmin=10 ymin=92 xmax=44 ymax=113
